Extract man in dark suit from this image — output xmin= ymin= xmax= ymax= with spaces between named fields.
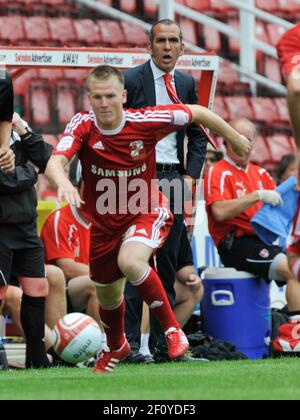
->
xmin=124 ymin=19 xmax=206 ymax=363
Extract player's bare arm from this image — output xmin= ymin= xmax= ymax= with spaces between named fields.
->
xmin=0 ymin=148 xmax=15 ymax=172
xmin=46 ymin=155 xmax=84 ymax=208
xmin=211 ymin=192 xmax=261 ymax=222
xmin=187 ymin=105 xmax=251 ymax=157
xmin=0 ymin=121 xmax=12 ymax=150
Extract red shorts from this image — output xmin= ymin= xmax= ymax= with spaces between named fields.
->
xmin=89 ymin=207 xmax=173 ymax=285
xmin=277 ymin=23 xmax=300 ymax=79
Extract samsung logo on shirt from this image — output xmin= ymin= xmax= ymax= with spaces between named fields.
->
xmin=91 ymin=164 xmax=147 ymax=178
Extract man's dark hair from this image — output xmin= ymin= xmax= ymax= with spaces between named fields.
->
xmin=277 ymin=154 xmax=296 ymax=184
xmin=149 ymin=19 xmax=183 ymax=44
xmin=87 ymin=65 xmax=125 ymax=90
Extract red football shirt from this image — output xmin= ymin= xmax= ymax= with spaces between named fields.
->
xmin=53 ymin=104 xmax=192 ymax=235
xmin=277 ymin=23 xmax=300 ymax=79
xmin=41 ymin=204 xmax=90 ymax=265
xmin=204 ymin=157 xmax=276 ymax=246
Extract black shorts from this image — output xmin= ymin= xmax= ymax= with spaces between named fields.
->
xmin=218 ymin=236 xmax=285 ymax=281
xmin=0 ymin=224 xmax=45 ymax=285
xmin=0 ymin=73 xmax=14 ymax=122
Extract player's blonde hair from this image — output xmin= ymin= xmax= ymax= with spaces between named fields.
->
xmin=87 ymin=65 xmax=125 ymax=91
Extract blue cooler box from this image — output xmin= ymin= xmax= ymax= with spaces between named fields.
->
xmin=202 ymin=268 xmax=271 ymax=360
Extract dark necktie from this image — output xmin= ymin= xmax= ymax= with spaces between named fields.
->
xmin=163 ymin=73 xmax=218 ymax=150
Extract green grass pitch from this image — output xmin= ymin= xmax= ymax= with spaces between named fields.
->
xmin=1 ymin=358 xmax=300 ymax=400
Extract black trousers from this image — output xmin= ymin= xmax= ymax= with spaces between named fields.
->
xmin=124 ymin=170 xmax=194 ymax=352
xmin=0 ymin=72 xmax=14 ymax=121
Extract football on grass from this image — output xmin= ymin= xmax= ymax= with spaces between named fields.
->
xmin=51 ymin=313 xmax=102 ymax=364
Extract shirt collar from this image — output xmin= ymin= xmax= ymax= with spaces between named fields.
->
xmin=150 ymin=59 xmax=176 ymax=81
xmin=224 ymin=154 xmax=249 ymax=173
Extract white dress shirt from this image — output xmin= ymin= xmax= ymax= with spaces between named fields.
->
xmin=150 ymin=59 xmax=180 ymax=165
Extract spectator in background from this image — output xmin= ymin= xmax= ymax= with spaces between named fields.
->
xmin=0 ymin=112 xmax=52 ymax=369
xmin=0 ymin=72 xmax=13 ymax=149
xmin=204 ymin=143 xmax=223 ymax=176
xmin=277 ymin=154 xmax=298 ymax=185
xmin=204 ymin=117 xmax=300 ymax=354
xmin=277 ymin=24 xmax=300 ymax=150
xmin=124 ymin=19 xmax=208 ymax=363
xmin=41 ymin=159 xmax=103 ymax=333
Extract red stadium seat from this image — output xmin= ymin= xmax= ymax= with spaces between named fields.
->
xmin=23 ymin=17 xmax=51 ymax=45
xmin=213 ymin=96 xmax=229 ymax=120
xmin=63 ymin=69 xmax=90 ymax=84
xmin=227 ymin=18 xmax=240 ymax=57
xmin=210 ymin=0 xmax=237 ymax=16
xmin=276 ymin=0 xmax=300 ymax=18
xmin=223 ymin=96 xmax=254 ymax=120
xmin=184 ymin=0 xmax=211 ymax=12
xmin=179 ymin=17 xmax=199 ymax=45
xmin=119 ymin=0 xmax=137 ymax=14
xmin=203 ymin=24 xmax=221 ymax=52
xmin=251 ymin=136 xmax=271 ymax=165
xmin=217 ymin=61 xmax=251 ymax=95
xmin=250 ymin=97 xmax=279 ymax=125
xmin=48 ymin=17 xmax=77 ymax=46
xmin=255 ymin=0 xmax=278 ymax=13
xmin=30 ymin=81 xmax=52 ymax=128
xmin=143 ymin=0 xmax=158 ymax=18
xmin=218 ymin=60 xmax=240 ymax=85
xmin=73 ymin=19 xmax=102 ymax=46
xmin=38 ymin=69 xmax=65 ymax=81
xmin=97 ymin=20 xmax=124 ymax=47
xmin=265 ymin=135 xmax=295 ymax=163
xmin=120 ymin=21 xmax=148 ymax=47
xmin=264 ymin=57 xmax=282 ymax=85
xmin=96 ymin=0 xmax=113 ymax=6
xmin=265 ymin=24 xmax=286 ymax=47
xmin=274 ymin=97 xmax=291 ymax=125
xmin=13 ymin=69 xmax=39 ymax=97
xmin=56 ymin=81 xmax=78 ymax=127
xmin=0 ymin=16 xmax=25 ymax=45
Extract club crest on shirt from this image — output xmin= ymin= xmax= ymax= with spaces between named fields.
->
xmin=129 ymin=141 xmax=145 ymax=160
xmin=259 ymin=249 xmax=270 ymax=259
xmin=235 ymin=181 xmax=247 ymax=198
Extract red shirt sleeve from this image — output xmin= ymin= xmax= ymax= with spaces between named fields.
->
xmin=204 ymin=163 xmax=235 ymax=207
xmin=41 ymin=210 xmax=77 ymax=263
xmin=126 ymin=104 xmax=193 ymax=144
xmin=259 ymin=168 xmax=276 ymax=190
xmin=52 ymin=112 xmax=89 ymax=161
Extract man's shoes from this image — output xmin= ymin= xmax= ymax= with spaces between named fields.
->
xmin=122 ymin=350 xmax=151 ymax=365
xmin=272 ymin=320 xmax=300 ymax=356
xmin=93 ymin=339 xmax=131 ymax=373
xmin=165 ymin=327 xmax=189 ymax=360
xmin=153 ymin=350 xmax=208 ymax=363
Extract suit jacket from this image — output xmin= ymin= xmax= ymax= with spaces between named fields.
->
xmin=124 ymin=60 xmax=207 ymax=179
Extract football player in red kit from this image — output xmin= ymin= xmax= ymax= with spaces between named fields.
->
xmin=46 ymin=65 xmax=250 ymax=373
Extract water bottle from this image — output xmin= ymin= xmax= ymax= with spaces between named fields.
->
xmin=0 ymin=315 xmax=9 ymax=371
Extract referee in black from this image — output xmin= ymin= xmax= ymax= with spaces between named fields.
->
xmin=0 ymin=74 xmax=52 ymax=368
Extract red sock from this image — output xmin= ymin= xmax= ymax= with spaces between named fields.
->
xmin=99 ymin=298 xmax=126 ymax=351
xmin=132 ymin=267 xmax=179 ymax=332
